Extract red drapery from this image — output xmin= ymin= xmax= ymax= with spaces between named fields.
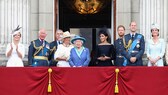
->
xmin=0 ymin=67 xmax=168 ymax=95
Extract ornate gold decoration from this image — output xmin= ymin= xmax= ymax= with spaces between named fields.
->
xmin=50 ymin=46 xmax=56 ymax=55
xmin=48 ymin=68 xmax=52 ymax=92
xmin=32 ymin=41 xmax=43 ymax=56
xmin=115 ymin=68 xmax=119 ymax=93
xmin=64 ymin=0 xmax=110 ymax=14
xmin=123 ymin=37 xmax=132 ymax=51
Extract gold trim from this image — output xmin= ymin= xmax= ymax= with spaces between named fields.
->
xmin=48 ymin=68 xmax=52 ymax=92
xmin=33 ymin=41 xmax=43 ymax=56
xmin=34 ymin=56 xmax=48 ymax=60
xmin=123 ymin=37 xmax=132 ymax=51
xmin=50 ymin=46 xmax=56 ymax=54
xmin=115 ymin=68 xmax=119 ymax=93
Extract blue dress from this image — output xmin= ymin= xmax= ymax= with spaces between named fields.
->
xmin=69 ymin=47 xmax=90 ymax=67
xmin=146 ymin=39 xmax=166 ymax=66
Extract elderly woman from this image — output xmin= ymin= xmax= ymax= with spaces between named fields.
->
xmin=54 ymin=31 xmax=74 ymax=67
xmin=146 ymin=23 xmax=166 ymax=66
xmin=6 ymin=26 xmax=25 ymax=67
xmin=69 ymin=36 xmax=90 ymax=67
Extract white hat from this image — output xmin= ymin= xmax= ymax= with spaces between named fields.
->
xmin=61 ymin=31 xmax=75 ymax=39
xmin=151 ymin=23 xmax=159 ymax=30
xmin=11 ymin=25 xmax=22 ymax=35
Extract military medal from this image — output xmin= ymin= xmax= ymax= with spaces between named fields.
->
xmin=46 ymin=44 xmax=50 ymax=49
xmin=136 ymin=44 xmax=140 ymax=48
xmin=45 ymin=52 xmax=49 ymax=56
xmin=136 ymin=39 xmax=140 ymax=48
xmin=137 ymin=39 xmax=140 ymax=43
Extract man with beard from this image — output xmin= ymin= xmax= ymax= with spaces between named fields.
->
xmin=49 ymin=29 xmax=63 ymax=66
xmin=114 ymin=25 xmax=126 ymax=66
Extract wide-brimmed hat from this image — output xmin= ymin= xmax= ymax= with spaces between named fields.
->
xmin=151 ymin=23 xmax=159 ymax=30
xmin=71 ymin=35 xmax=86 ymax=44
xmin=61 ymin=31 xmax=75 ymax=39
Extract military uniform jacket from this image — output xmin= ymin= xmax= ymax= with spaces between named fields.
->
xmin=122 ymin=33 xmax=145 ymax=66
xmin=28 ymin=39 xmax=50 ymax=66
xmin=114 ymin=38 xmax=125 ymax=66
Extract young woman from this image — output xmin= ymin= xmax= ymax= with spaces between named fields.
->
xmin=146 ymin=23 xmax=166 ymax=66
xmin=94 ymin=29 xmax=116 ymax=66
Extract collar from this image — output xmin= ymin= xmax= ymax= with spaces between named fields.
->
xmin=130 ymin=33 xmax=136 ymax=36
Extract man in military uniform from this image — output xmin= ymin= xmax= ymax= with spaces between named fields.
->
xmin=49 ymin=29 xmax=63 ymax=66
xmin=28 ymin=29 xmax=50 ymax=66
xmin=114 ymin=25 xmax=126 ymax=66
xmin=122 ymin=21 xmax=145 ymax=66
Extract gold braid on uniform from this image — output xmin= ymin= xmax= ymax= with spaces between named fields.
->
xmin=33 ymin=41 xmax=43 ymax=56
xmin=50 ymin=46 xmax=56 ymax=55
xmin=123 ymin=37 xmax=132 ymax=51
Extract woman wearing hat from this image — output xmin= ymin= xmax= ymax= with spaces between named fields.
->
xmin=69 ymin=35 xmax=90 ymax=67
xmin=146 ymin=23 xmax=166 ymax=66
xmin=54 ymin=31 xmax=74 ymax=67
xmin=5 ymin=26 xmax=25 ymax=67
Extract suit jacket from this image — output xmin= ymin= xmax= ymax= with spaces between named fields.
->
xmin=122 ymin=33 xmax=145 ymax=66
xmin=28 ymin=39 xmax=50 ymax=66
xmin=114 ymin=38 xmax=125 ymax=66
xmin=69 ymin=47 xmax=90 ymax=67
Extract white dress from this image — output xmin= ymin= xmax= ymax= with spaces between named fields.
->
xmin=54 ymin=44 xmax=74 ymax=67
xmin=146 ymin=39 xmax=166 ymax=66
xmin=5 ymin=43 xmax=25 ymax=67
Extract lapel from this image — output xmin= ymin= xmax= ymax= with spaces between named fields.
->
xmin=37 ymin=39 xmax=42 ymax=46
xmin=74 ymin=48 xmax=84 ymax=59
xmin=134 ymin=33 xmax=137 ymax=39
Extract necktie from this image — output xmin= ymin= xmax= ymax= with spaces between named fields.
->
xmin=41 ymin=40 xmax=45 ymax=46
xmin=41 ymin=40 xmax=43 ymax=45
xmin=132 ymin=34 xmax=134 ymax=40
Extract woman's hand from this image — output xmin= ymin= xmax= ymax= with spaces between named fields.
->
xmin=98 ymin=57 xmax=106 ymax=61
xmin=10 ymin=43 xmax=13 ymax=50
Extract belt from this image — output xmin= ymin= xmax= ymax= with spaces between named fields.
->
xmin=131 ymin=50 xmax=138 ymax=53
xmin=116 ymin=55 xmax=123 ymax=58
xmin=34 ymin=56 xmax=48 ymax=60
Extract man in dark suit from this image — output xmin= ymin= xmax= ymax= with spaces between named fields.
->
xmin=28 ymin=29 xmax=50 ymax=66
xmin=49 ymin=29 xmax=63 ymax=66
xmin=122 ymin=21 xmax=145 ymax=66
xmin=114 ymin=25 xmax=126 ymax=66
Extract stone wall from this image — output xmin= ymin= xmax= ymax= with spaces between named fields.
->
xmin=0 ymin=0 xmax=54 ymax=66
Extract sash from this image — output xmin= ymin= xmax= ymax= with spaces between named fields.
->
xmin=123 ymin=34 xmax=142 ymax=66
xmin=123 ymin=57 xmax=127 ymax=66
xmin=128 ymin=35 xmax=142 ymax=54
